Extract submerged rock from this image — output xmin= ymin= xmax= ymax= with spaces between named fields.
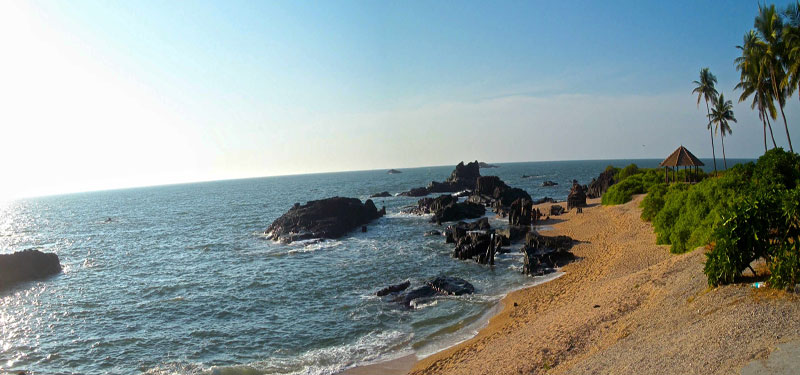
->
xmin=390 ymin=277 xmax=476 ymax=307
xmin=370 ymin=191 xmax=392 ymax=198
xmin=425 ymin=276 xmax=475 ymax=295
xmin=376 ymin=280 xmax=411 ymax=296
xmin=0 ymin=249 xmax=62 ymax=289
xmin=265 ymin=197 xmax=385 ymax=243
xmin=423 ymin=230 xmax=442 ymax=237
xmin=387 ymin=169 xmax=402 ymax=174
xmin=541 ymin=180 xmax=558 ymax=187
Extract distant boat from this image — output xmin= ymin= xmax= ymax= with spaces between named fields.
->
xmin=387 ymin=169 xmax=402 ymax=174
xmin=478 ymin=162 xmax=499 ymax=168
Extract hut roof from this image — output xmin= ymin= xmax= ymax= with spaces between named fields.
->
xmin=659 ymin=146 xmax=704 ymax=167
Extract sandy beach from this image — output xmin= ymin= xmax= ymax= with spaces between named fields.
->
xmin=403 ymin=195 xmax=800 ymax=374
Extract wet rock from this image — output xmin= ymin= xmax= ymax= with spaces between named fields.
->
xmin=432 ymin=202 xmax=485 ymax=223
xmin=265 ymin=197 xmax=384 ymax=243
xmin=426 ymin=276 xmax=475 ymax=295
xmin=445 ymin=218 xmax=491 ymax=243
xmin=399 ymin=285 xmax=438 ymax=306
xmin=423 ymin=230 xmax=442 ymax=237
xmin=550 ymin=205 xmax=565 ymax=216
xmin=409 ymin=195 xmax=486 ymax=223
xmin=452 ymin=190 xmax=472 ymax=198
xmin=376 ymin=280 xmax=411 ymax=296
xmin=541 ymin=180 xmax=558 ymax=187
xmin=370 ymin=191 xmax=392 ymax=198
xmin=587 ymin=169 xmax=616 ymax=198
xmin=495 ymin=226 xmax=529 ymax=245
xmin=508 ymin=198 xmax=533 ymax=226
xmin=400 ymin=187 xmax=429 ymax=197
xmin=0 ymin=250 xmax=62 ymax=289
xmin=453 ymin=232 xmax=504 ymax=265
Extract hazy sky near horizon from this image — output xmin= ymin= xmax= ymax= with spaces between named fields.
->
xmin=2 ymin=0 xmax=799 ymax=198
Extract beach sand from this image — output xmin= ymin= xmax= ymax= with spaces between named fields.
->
xmin=408 ymin=196 xmax=800 ymax=374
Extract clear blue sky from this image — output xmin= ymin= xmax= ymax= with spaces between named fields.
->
xmin=1 ymin=1 xmax=797 ymax=198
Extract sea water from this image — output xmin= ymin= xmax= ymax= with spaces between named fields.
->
xmin=0 ymin=159 xmax=749 ymax=374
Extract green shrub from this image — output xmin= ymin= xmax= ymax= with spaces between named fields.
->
xmin=704 ymin=191 xmax=782 ymax=286
xmin=618 ymin=164 xmax=640 ymax=181
xmin=640 ymin=183 xmax=668 ymax=221
xmin=769 ymin=187 xmax=800 ymax=289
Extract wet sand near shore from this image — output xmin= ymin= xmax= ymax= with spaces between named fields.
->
xmin=408 ymin=196 xmax=800 ymax=375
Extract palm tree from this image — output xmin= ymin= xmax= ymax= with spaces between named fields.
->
xmin=754 ymin=4 xmax=794 ymax=152
xmin=708 ymin=93 xmax=737 ymax=169
xmin=692 ymin=68 xmax=719 ymax=174
xmin=736 ymin=30 xmax=778 ymax=151
xmin=782 ymin=1 xmax=800 ymax=102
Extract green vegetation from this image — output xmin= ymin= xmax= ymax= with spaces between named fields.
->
xmin=601 ymin=164 xmax=699 ymax=206
xmin=604 ymin=149 xmax=800 ymax=289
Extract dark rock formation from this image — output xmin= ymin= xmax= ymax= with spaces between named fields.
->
xmin=541 ymin=180 xmax=558 ymax=187
xmin=474 ymin=176 xmax=509 ymax=196
xmin=426 ymin=276 xmax=475 ymax=295
xmin=387 ymin=169 xmax=402 ymax=174
xmin=409 ymin=195 xmax=486 ymax=223
xmin=567 ymin=180 xmax=587 ymax=210
xmin=509 ymin=198 xmax=541 ymax=227
xmin=587 ymin=169 xmax=616 ymax=198
xmin=521 ymin=232 xmax=576 ymax=276
xmin=478 ymin=162 xmax=499 ymax=168
xmin=401 ymin=187 xmax=429 ymax=197
xmin=266 ymin=197 xmax=385 ymax=243
xmin=533 ymin=197 xmax=557 ymax=205
xmin=433 ymin=202 xmax=485 ymax=223
xmin=550 ymin=205 xmax=565 ymax=216
xmin=0 ymin=250 xmax=62 ymax=289
xmin=444 ymin=218 xmax=491 ymax=243
xmin=453 ymin=231 xmax=504 ymax=265
xmin=467 ymin=176 xmax=532 ymax=213
xmin=495 ymin=226 xmax=529 ymax=245
xmin=376 ymin=280 xmax=411 ymax=296
xmin=391 ymin=277 xmax=476 ymax=307
xmin=370 ymin=191 xmax=392 ymax=198
xmin=400 ymin=161 xmax=481 ymax=196
xmin=424 ymin=230 xmax=442 ymax=237
xmin=400 ymin=285 xmax=438 ymax=306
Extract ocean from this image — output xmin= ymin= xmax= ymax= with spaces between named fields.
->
xmin=0 ymin=159 xmax=751 ymax=374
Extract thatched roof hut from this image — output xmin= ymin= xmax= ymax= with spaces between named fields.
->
xmin=660 ymin=146 xmax=704 ymax=183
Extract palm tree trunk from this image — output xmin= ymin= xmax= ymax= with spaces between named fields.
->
xmin=706 ymin=101 xmax=717 ymax=174
xmin=721 ymin=133 xmax=727 ymax=169
xmin=770 ymin=67 xmax=794 ymax=152
xmin=760 ymin=107 xmax=768 ymax=152
xmin=766 ymin=111 xmax=778 ymax=148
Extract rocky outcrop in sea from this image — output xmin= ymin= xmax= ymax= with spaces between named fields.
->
xmin=0 ymin=249 xmax=62 ymax=289
xmin=266 ymin=197 xmax=385 ymax=243
xmin=400 ymin=161 xmax=481 ymax=196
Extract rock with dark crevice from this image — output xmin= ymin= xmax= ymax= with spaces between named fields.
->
xmin=0 ymin=250 xmax=62 ymax=289
xmin=587 ymin=169 xmax=616 ymax=198
xmin=265 ymin=197 xmax=385 ymax=243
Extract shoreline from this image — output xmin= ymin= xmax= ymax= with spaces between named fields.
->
xmin=403 ymin=195 xmax=800 ymax=374
xmin=340 ymin=202 xmax=572 ymax=375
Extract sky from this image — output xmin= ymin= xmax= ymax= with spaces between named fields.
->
xmin=2 ymin=0 xmax=799 ymax=199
